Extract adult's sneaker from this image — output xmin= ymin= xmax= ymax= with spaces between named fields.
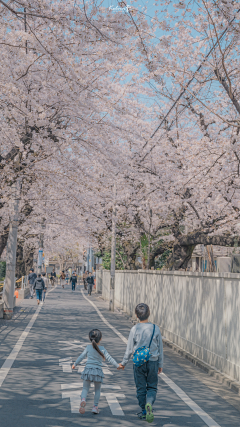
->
xmin=92 ymin=406 xmax=99 ymax=414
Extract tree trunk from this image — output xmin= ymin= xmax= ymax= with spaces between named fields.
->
xmin=166 ymin=242 xmax=195 ymax=270
xmin=24 ymin=247 xmax=35 ymax=275
xmin=122 ymin=241 xmax=139 ymax=270
xmin=16 ymin=241 xmax=26 ymax=278
xmin=166 ymin=231 xmax=240 ymax=270
xmin=0 ymin=225 xmax=10 ymax=258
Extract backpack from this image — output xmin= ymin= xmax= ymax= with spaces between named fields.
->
xmin=132 ymin=324 xmax=155 ymax=367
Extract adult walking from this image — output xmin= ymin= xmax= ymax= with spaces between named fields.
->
xmin=70 ymin=272 xmax=77 ymax=291
xmin=83 ymin=270 xmax=88 ymax=290
xmin=66 ymin=272 xmax=69 ymax=285
xmin=86 ymin=272 xmax=94 ymax=296
xmin=33 ymin=274 xmax=45 ymax=305
xmin=28 ymin=268 xmax=37 ymax=299
xmin=41 ymin=272 xmax=49 ymax=302
xmin=50 ymin=270 xmax=56 ymax=287
xmin=60 ymin=270 xmax=66 ymax=288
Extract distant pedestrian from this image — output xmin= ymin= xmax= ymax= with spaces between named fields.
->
xmin=66 ymin=272 xmax=69 ymax=284
xmin=70 ymin=272 xmax=77 ymax=291
xmin=33 ymin=274 xmax=45 ymax=305
xmin=41 ymin=272 xmax=48 ymax=302
xmin=119 ymin=303 xmax=163 ymax=423
xmin=28 ymin=268 xmax=37 ymax=299
xmin=50 ymin=270 xmax=56 ymax=287
xmin=60 ymin=270 xmax=66 ymax=288
xmin=72 ymin=329 xmax=123 ymax=415
xmin=86 ymin=272 xmax=94 ymax=296
xmin=83 ymin=270 xmax=88 ymax=290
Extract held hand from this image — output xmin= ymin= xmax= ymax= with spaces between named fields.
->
xmin=72 ymin=364 xmax=75 ymax=370
xmin=158 ymin=367 xmax=163 ymax=374
xmin=117 ymin=363 xmax=125 ymax=370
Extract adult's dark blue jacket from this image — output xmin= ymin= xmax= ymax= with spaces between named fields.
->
xmin=28 ymin=272 xmax=37 ymax=285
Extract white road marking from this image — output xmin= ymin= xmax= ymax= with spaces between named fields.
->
xmin=0 ymin=285 xmax=57 ymax=388
xmin=61 ymin=364 xmax=72 ymax=372
xmin=59 ymin=357 xmax=112 ymax=374
xmin=161 ymin=373 xmax=221 ymax=427
xmin=59 ymin=357 xmax=72 ymax=363
xmin=81 ymin=289 xmax=128 ymax=344
xmin=82 ymin=289 xmax=222 ymax=427
xmin=102 ymin=393 xmax=125 ymax=416
xmin=61 ymin=382 xmax=121 ymax=390
xmin=62 ymin=389 xmax=125 ymax=415
xmin=58 ymin=340 xmax=86 ymax=351
xmin=77 ymin=365 xmax=113 ymax=375
xmin=62 ymin=390 xmax=81 ymax=413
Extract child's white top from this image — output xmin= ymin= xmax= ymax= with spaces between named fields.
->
xmin=74 ymin=344 xmax=119 ymax=369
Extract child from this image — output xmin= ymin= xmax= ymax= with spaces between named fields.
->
xmin=72 ymin=329 xmax=123 ymax=414
xmin=119 ymin=303 xmax=163 ymax=423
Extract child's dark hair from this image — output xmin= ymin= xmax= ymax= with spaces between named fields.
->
xmin=135 ymin=303 xmax=150 ymax=321
xmin=89 ymin=329 xmax=105 ymax=360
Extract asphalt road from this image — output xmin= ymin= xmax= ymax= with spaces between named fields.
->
xmin=0 ymin=284 xmax=240 ymax=427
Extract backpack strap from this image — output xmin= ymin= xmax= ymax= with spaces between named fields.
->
xmin=149 ymin=324 xmax=155 ymax=348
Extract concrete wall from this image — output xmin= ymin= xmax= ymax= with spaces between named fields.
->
xmin=96 ymin=269 xmax=102 ymax=293
xmin=98 ymin=269 xmax=240 ymax=383
xmin=18 ymin=288 xmax=30 ymax=300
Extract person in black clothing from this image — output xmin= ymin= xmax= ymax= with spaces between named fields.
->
xmin=33 ymin=274 xmax=45 ymax=305
xmin=50 ymin=270 xmax=56 ymax=287
xmin=28 ymin=268 xmax=37 ymax=299
xmin=70 ymin=273 xmax=78 ymax=291
xmin=86 ymin=272 xmax=94 ymax=296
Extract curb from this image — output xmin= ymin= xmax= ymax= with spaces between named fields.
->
xmin=162 ymin=338 xmax=240 ymax=395
xmin=113 ymin=306 xmax=240 ymax=396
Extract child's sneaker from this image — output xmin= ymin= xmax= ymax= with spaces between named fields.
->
xmin=92 ymin=405 xmax=99 ymax=414
xmin=79 ymin=398 xmax=86 ymax=414
xmin=145 ymin=403 xmax=154 ymax=423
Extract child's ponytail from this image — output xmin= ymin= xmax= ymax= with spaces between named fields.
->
xmin=89 ymin=329 xmax=105 ymax=360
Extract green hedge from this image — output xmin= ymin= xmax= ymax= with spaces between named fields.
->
xmin=0 ymin=261 xmax=6 ymax=280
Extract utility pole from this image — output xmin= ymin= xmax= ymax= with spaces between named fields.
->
xmin=37 ymin=219 xmax=45 ymax=274
xmin=147 ymin=208 xmax=152 ymax=270
xmin=109 ymin=183 xmax=117 ymax=312
xmin=37 ymin=236 xmax=43 ymax=274
xmin=3 ymin=179 xmax=21 ymax=319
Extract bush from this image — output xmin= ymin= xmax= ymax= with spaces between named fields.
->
xmin=0 ymin=261 xmax=6 ymax=280
xmin=102 ymin=247 xmax=127 ymax=270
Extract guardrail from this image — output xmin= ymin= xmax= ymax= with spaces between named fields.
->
xmin=0 ymin=280 xmax=3 ymax=300
xmin=15 ymin=275 xmax=28 ymax=289
xmin=0 ymin=275 xmax=29 ymax=300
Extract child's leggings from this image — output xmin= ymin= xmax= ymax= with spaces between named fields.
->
xmin=81 ymin=380 xmax=102 ymax=406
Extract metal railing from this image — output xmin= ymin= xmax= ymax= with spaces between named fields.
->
xmin=15 ymin=275 xmax=28 ymax=289
xmin=0 ymin=275 xmax=29 ymax=300
xmin=0 ymin=280 xmax=3 ymax=300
